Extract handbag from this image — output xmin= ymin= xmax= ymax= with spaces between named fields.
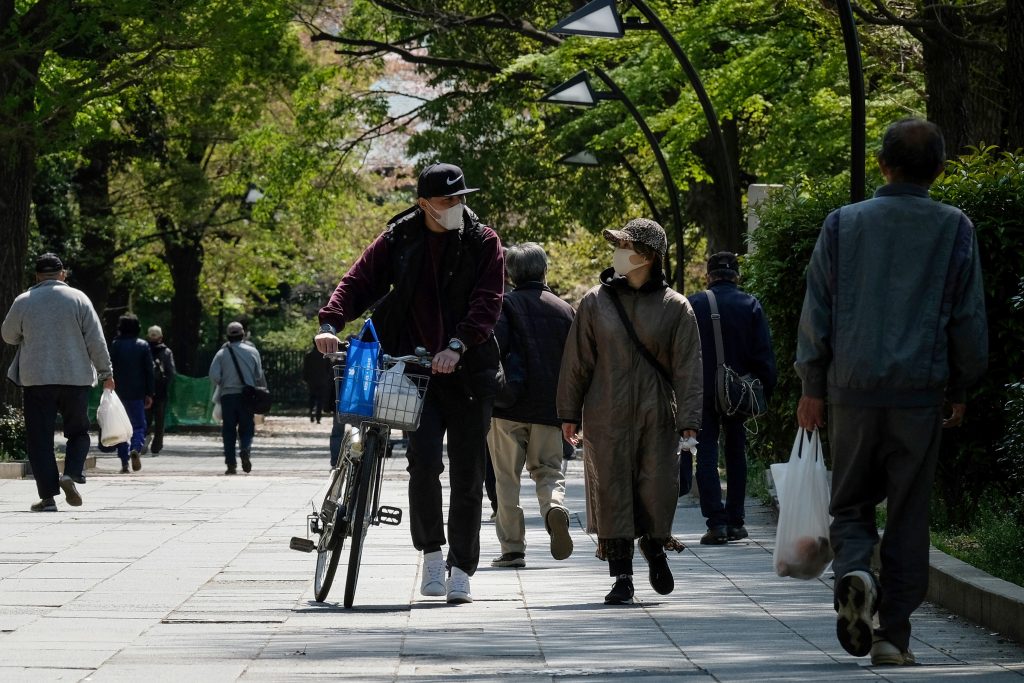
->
xmin=773 ymin=429 xmax=833 ymax=579
xmin=606 ymin=287 xmax=673 ymax=386
xmin=226 ymin=344 xmax=272 ymax=414
xmin=338 ymin=319 xmax=381 ymax=417
xmin=706 ymin=290 xmax=767 ymax=419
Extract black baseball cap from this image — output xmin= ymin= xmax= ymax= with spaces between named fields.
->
xmin=35 ymin=253 xmax=64 ymax=274
xmin=417 ymin=163 xmax=480 ymax=198
xmin=707 ymin=251 xmax=739 ymax=276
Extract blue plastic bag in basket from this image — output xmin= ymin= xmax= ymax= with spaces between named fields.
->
xmin=338 ymin=319 xmax=380 ymax=417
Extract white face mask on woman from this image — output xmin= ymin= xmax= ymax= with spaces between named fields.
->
xmin=424 ymin=201 xmax=464 ymax=231
xmin=612 ymin=247 xmax=646 ymax=276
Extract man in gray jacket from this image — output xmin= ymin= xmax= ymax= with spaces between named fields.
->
xmin=209 ymin=321 xmax=264 ymax=475
xmin=796 ymin=119 xmax=988 ymax=666
xmin=2 ymin=253 xmax=114 ymax=511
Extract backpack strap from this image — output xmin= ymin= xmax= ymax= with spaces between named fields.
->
xmin=225 ymin=344 xmax=253 ymax=388
xmin=606 ymin=287 xmax=672 ymax=385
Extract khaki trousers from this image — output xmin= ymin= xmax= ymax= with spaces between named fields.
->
xmin=487 ymin=418 xmax=567 ymax=555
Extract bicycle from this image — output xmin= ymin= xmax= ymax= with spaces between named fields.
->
xmin=290 ymin=343 xmax=432 ymax=608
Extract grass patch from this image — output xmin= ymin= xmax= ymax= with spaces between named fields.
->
xmin=930 ymin=498 xmax=1024 ymax=588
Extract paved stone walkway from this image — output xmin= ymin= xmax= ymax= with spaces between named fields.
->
xmin=0 ymin=417 xmax=1022 ymax=681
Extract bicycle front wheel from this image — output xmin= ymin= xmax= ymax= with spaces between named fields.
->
xmin=314 ymin=455 xmax=350 ymax=602
xmin=343 ymin=429 xmax=379 ymax=608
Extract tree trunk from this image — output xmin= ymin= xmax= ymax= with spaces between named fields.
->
xmin=921 ymin=4 xmax=973 ymax=155
xmin=73 ymin=142 xmax=120 ymax=335
xmin=161 ymin=215 xmax=205 ymax=375
xmin=686 ymin=119 xmax=744 ymax=255
xmin=1006 ymin=0 xmax=1024 ymax=150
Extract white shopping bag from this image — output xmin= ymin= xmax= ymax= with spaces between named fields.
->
xmin=373 ymin=361 xmax=421 ymax=423
xmin=97 ymin=388 xmax=132 ymax=447
xmin=211 ymin=385 xmax=222 ymax=422
xmin=773 ymin=429 xmax=834 ymax=580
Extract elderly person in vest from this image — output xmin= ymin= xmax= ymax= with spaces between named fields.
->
xmin=558 ymin=218 xmax=703 ymax=605
xmin=487 ymin=242 xmax=576 ymax=569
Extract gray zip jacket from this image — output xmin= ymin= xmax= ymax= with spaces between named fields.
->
xmin=209 ymin=341 xmax=265 ymax=396
xmin=796 ymin=183 xmax=988 ymax=407
xmin=2 ymin=279 xmax=112 ymax=387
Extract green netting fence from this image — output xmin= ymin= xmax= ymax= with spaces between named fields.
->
xmin=88 ymin=375 xmax=218 ymax=429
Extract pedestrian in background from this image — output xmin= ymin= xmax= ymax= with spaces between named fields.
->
xmin=302 ymin=342 xmax=333 ymax=424
xmin=210 ymin=321 xmax=265 ymax=475
xmin=109 ymin=313 xmax=154 ymax=473
xmin=487 ymin=242 xmax=575 ymax=569
xmin=2 ymin=253 xmax=114 ymax=511
xmin=687 ymin=252 xmax=776 ymax=545
xmin=558 ymin=219 xmax=703 ymax=605
xmin=796 ymin=118 xmax=988 ymax=666
xmin=144 ymin=325 xmax=176 ymax=455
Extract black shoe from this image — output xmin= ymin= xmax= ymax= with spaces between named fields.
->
xmin=119 ymin=465 xmax=130 ymax=474
xmin=727 ymin=525 xmax=748 ymax=541
xmin=69 ymin=473 xmax=86 ymax=485
xmin=700 ymin=526 xmax=729 ymax=545
xmin=130 ymin=450 xmax=142 ymax=471
xmin=59 ymin=475 xmax=83 ymax=507
xmin=30 ymin=498 xmax=58 ymax=512
xmin=604 ymin=574 xmax=634 ymax=605
xmin=490 ymin=552 xmax=526 ymax=568
xmin=225 ymin=467 xmax=237 ymax=475
xmin=639 ymin=537 xmax=674 ymax=595
xmin=240 ymin=450 xmax=251 ymax=473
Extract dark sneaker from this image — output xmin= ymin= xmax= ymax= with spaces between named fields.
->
xmin=639 ymin=537 xmax=674 ymax=595
xmin=490 ymin=552 xmax=526 ymax=568
xmin=130 ymin=450 xmax=142 ymax=472
xmin=700 ymin=526 xmax=729 ymax=545
xmin=546 ymin=507 xmax=573 ymax=560
xmin=604 ymin=574 xmax=634 ymax=605
xmin=835 ymin=570 xmax=877 ymax=657
xmin=30 ymin=498 xmax=57 ymax=512
xmin=726 ymin=525 xmax=748 ymax=541
xmin=68 ymin=473 xmax=86 ymax=484
xmin=225 ymin=467 xmax=237 ymax=475
xmin=870 ymin=636 xmax=916 ymax=666
xmin=59 ymin=475 xmax=82 ymax=507
xmin=119 ymin=465 xmax=130 ymax=474
xmin=240 ymin=450 xmax=252 ymax=473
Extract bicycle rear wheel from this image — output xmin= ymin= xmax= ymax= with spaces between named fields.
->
xmin=314 ymin=452 xmax=351 ymax=602
xmin=343 ymin=429 xmax=379 ymax=608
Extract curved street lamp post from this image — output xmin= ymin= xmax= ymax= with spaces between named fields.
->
xmin=542 ymin=69 xmax=686 ymax=288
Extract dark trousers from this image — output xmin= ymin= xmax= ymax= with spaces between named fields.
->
xmin=220 ymin=393 xmax=255 ymax=466
xmin=695 ymin=408 xmax=748 ymax=528
xmin=23 ymin=385 xmax=91 ymax=500
xmin=146 ymin=397 xmax=168 ymax=453
xmin=406 ymin=373 xmax=494 ymax=575
xmin=308 ymin=391 xmax=325 ymax=423
xmin=829 ymin=403 xmax=943 ymax=651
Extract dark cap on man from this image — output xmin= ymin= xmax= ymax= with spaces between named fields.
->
xmin=602 ymin=218 xmax=668 ymax=256
xmin=227 ymin=321 xmax=245 ymax=340
xmin=417 ymin=163 xmax=480 ymax=198
xmin=35 ymin=253 xmax=64 ymax=274
xmin=707 ymin=251 xmax=740 ymax=277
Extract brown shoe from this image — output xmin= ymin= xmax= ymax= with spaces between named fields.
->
xmin=59 ymin=475 xmax=82 ymax=507
xmin=546 ymin=508 xmax=573 ymax=560
xmin=130 ymin=450 xmax=142 ymax=471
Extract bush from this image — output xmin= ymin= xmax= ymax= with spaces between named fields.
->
xmin=0 ymin=404 xmax=27 ymax=461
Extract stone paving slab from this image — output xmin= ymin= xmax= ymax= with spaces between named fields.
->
xmin=0 ymin=416 xmax=1021 ymax=681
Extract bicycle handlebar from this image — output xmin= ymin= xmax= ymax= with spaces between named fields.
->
xmin=323 ymin=345 xmax=433 ymax=368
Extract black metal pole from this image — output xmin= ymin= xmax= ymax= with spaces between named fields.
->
xmin=836 ymin=0 xmax=866 ymax=202
xmin=594 ymin=67 xmax=686 ymax=290
xmin=629 ymin=0 xmax=740 ymax=244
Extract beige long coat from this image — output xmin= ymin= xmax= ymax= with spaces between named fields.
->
xmin=557 ymin=272 xmax=703 ymax=540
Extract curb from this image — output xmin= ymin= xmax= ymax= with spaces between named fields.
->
xmin=0 ymin=454 xmax=97 ymax=480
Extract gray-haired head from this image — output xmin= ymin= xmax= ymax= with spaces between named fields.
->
xmin=504 ymin=242 xmax=548 ymax=287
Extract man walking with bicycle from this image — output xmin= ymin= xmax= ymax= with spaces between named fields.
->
xmin=315 ymin=162 xmax=503 ymax=605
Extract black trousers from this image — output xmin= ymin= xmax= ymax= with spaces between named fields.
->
xmin=829 ymin=403 xmax=943 ymax=651
xmin=23 ymin=385 xmax=91 ymax=499
xmin=406 ymin=371 xmax=495 ymax=575
xmin=146 ymin=397 xmax=168 ymax=453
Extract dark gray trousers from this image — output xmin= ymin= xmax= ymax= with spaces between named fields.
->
xmin=828 ymin=403 xmax=943 ymax=651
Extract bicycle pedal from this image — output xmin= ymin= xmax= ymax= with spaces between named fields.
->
xmin=289 ymin=537 xmax=316 ymax=553
xmin=375 ymin=506 xmax=402 ymax=526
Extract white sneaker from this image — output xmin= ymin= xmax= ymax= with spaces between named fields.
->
xmin=446 ymin=566 xmax=472 ymax=604
xmin=420 ymin=550 xmax=446 ymax=597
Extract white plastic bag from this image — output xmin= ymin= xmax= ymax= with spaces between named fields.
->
xmin=97 ymin=388 xmax=132 ymax=447
xmin=211 ymin=385 xmax=222 ymax=422
xmin=373 ymin=361 xmax=421 ymax=423
xmin=773 ymin=429 xmax=834 ymax=579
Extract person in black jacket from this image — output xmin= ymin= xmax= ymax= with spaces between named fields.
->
xmin=302 ymin=343 xmax=333 ymax=424
xmin=687 ymin=252 xmax=777 ymax=544
xmin=144 ymin=325 xmax=176 ymax=455
xmin=108 ymin=314 xmax=154 ymax=473
xmin=487 ymin=243 xmax=576 ymax=568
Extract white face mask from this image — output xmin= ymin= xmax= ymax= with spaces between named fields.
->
xmin=613 ymin=247 xmax=645 ymax=276
xmin=424 ymin=201 xmax=464 ymax=231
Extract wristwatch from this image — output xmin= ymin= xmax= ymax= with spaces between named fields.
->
xmin=318 ymin=323 xmax=337 ymax=335
xmin=448 ymin=338 xmax=465 ymax=355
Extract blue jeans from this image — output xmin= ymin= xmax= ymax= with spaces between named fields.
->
xmin=221 ymin=393 xmax=254 ymax=466
xmin=116 ymin=399 xmax=148 ymax=464
xmin=696 ymin=408 xmax=747 ymax=528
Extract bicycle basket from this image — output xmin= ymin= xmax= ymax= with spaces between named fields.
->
xmin=334 ymin=361 xmax=430 ymax=431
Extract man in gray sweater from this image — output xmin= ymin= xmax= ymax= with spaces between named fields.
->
xmin=2 ymin=254 xmax=115 ymax=511
xmin=796 ymin=119 xmax=988 ymax=666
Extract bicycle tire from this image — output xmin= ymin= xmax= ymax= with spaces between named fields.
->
xmin=314 ymin=451 xmax=351 ymax=602
xmin=343 ymin=429 xmax=379 ymax=608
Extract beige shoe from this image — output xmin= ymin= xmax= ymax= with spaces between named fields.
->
xmin=870 ymin=637 xmax=916 ymax=666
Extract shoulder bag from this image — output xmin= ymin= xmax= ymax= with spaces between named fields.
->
xmin=226 ymin=344 xmax=272 ymax=415
xmin=706 ymin=289 xmax=766 ymax=419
